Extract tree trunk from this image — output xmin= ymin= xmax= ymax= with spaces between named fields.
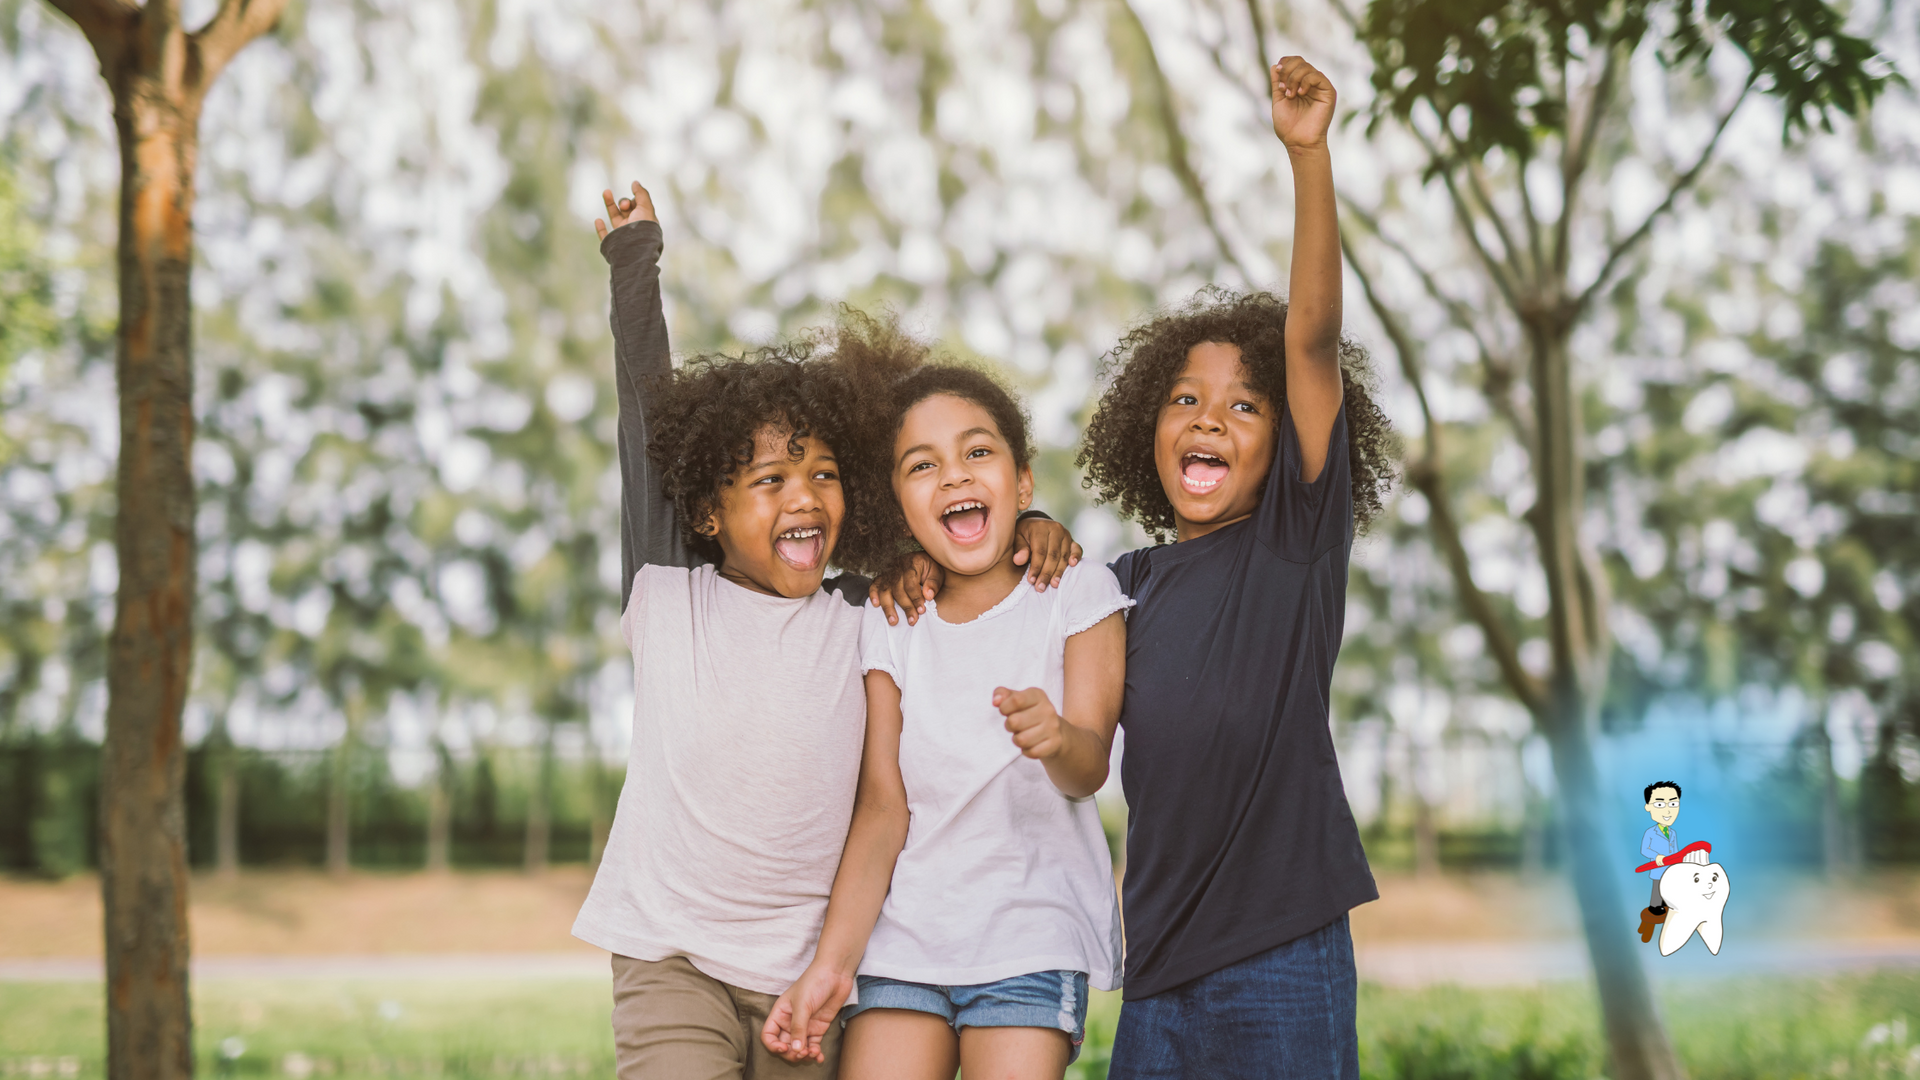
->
xmin=215 ymin=742 xmax=239 ymax=877
xmin=326 ymin=733 xmax=351 ymax=876
xmin=1819 ymin=711 xmax=1852 ymax=875
xmin=426 ymin=755 xmax=451 ymax=873
xmin=1519 ymin=740 xmax=1546 ymax=873
xmin=1412 ymin=785 xmax=1441 ymax=878
xmin=587 ymin=758 xmax=610 ymax=871
xmin=48 ymin=5 xmax=289 ymax=1078
xmin=1527 ymin=321 xmax=1684 ymax=1080
xmin=100 ymin=76 xmax=199 ymax=1080
xmin=524 ymin=726 xmax=553 ymax=875
xmin=1541 ymin=696 xmax=1684 ymax=1080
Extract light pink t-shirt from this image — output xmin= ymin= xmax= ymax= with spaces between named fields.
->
xmin=573 ymin=564 xmax=866 ymax=994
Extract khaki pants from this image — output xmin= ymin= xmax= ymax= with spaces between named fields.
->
xmin=611 ymin=954 xmax=843 ymax=1080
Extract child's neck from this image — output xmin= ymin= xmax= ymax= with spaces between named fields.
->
xmin=930 ymin=546 xmax=1024 ymax=624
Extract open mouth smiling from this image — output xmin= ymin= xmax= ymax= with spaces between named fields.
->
xmin=773 ymin=525 xmax=825 ymax=570
xmin=939 ymin=499 xmax=991 ymax=543
xmin=1180 ymin=450 xmax=1229 ymax=494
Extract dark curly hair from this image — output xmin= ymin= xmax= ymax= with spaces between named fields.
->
xmin=1644 ymin=781 xmax=1682 ymax=802
xmin=828 ymin=313 xmax=1034 ymax=576
xmin=1076 ymin=287 xmax=1397 ymax=543
xmin=642 ymin=343 xmax=856 ymax=565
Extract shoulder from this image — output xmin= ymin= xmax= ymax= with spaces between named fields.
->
xmin=857 ymin=598 xmax=907 ymax=676
xmin=1056 ymin=561 xmax=1134 ymax=634
xmin=824 ymin=572 xmax=872 ymax=609
xmin=636 ymin=563 xmax=696 ymax=600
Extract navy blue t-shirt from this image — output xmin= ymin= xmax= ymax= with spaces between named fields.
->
xmin=1110 ymin=404 xmax=1377 ymax=1000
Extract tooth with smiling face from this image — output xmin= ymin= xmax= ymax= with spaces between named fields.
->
xmin=1656 ymin=861 xmax=1729 ymax=956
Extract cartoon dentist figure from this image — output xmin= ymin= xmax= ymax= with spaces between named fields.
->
xmin=1635 ymin=779 xmax=1730 ymax=955
xmin=1637 ymin=781 xmax=1683 ymax=940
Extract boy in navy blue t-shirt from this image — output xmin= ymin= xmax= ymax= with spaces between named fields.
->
xmin=1076 ymin=57 xmax=1398 ymax=1078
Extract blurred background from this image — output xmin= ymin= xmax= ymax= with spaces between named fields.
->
xmin=2 ymin=0 xmax=1918 ymax=1076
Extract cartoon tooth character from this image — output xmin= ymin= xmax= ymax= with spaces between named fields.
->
xmin=1657 ymin=856 xmax=1729 ymax=956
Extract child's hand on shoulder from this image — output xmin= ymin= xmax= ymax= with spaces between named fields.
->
xmin=761 ymin=963 xmax=852 ymax=1064
xmin=1270 ymin=55 xmax=1336 ymax=154
xmin=870 ymin=550 xmax=943 ymax=626
xmin=995 ymin=686 xmax=1067 ymax=761
xmin=1012 ymin=515 xmax=1083 ymax=592
xmin=594 ymin=180 xmax=657 ymax=240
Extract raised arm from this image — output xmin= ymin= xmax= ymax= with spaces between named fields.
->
xmin=598 ymin=183 xmax=701 ymax=612
xmin=1271 ymin=57 xmax=1345 ymax=483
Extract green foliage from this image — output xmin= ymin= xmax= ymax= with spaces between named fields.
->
xmin=0 ymin=162 xmax=57 ymax=397
xmin=1360 ymin=0 xmax=1896 ymax=160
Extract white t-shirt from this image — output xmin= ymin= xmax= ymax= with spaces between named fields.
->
xmin=573 ymin=564 xmax=867 ymax=995
xmin=857 ymin=562 xmax=1131 ymax=991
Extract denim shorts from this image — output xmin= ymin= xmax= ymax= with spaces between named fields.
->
xmin=843 ymin=970 xmax=1089 ymax=1062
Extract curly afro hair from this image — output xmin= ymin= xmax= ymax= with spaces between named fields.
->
xmin=1076 ymin=287 xmax=1397 ymax=544
xmin=641 ymin=342 xmax=857 ymax=565
xmin=827 ymin=312 xmax=1034 ymax=577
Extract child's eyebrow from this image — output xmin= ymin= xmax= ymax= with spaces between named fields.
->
xmin=744 ymin=449 xmax=835 ymax=471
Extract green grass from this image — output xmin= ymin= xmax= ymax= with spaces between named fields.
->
xmin=4 ymin=973 xmax=1919 ymax=1078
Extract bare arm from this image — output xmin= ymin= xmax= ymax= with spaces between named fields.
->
xmin=997 ymin=610 xmax=1126 ymax=799
xmin=762 ymin=670 xmax=910 ymax=1062
xmin=1271 ymin=57 xmax=1345 ymax=482
xmin=597 ymin=182 xmax=701 ymax=613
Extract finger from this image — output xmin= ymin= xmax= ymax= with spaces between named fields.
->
xmin=601 ymin=188 xmax=619 ymax=218
xmin=618 ymin=197 xmax=635 ymax=215
xmin=631 ymin=180 xmax=656 ymax=220
xmin=762 ymin=1005 xmax=792 ymax=1054
xmin=594 ymin=219 xmax=609 ymax=240
xmin=870 ymin=583 xmax=901 ymax=625
xmin=1013 ymin=544 xmax=1030 ymax=566
xmin=997 ymin=687 xmax=1045 ymax=715
xmin=1277 ymin=56 xmax=1309 ymax=95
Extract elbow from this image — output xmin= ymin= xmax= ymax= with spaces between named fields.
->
xmin=1061 ymin=764 xmax=1109 ymax=801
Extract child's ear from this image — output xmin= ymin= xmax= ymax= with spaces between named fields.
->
xmin=695 ymin=509 xmax=719 ymax=537
xmin=1016 ymin=464 xmax=1034 ymax=511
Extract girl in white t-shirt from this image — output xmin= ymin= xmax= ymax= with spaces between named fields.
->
xmin=762 ymin=362 xmax=1129 ymax=1079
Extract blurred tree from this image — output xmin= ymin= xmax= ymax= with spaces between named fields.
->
xmin=39 ymin=1 xmax=287 ymax=1077
xmin=0 ymin=165 xmax=57 ymax=405
xmin=1332 ymin=0 xmax=1897 ymax=1075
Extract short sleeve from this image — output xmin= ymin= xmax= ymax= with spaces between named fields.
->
xmin=1060 ymin=562 xmax=1134 ymax=638
xmin=1255 ymin=403 xmax=1353 ymax=563
xmin=858 ymin=602 xmax=902 ymax=683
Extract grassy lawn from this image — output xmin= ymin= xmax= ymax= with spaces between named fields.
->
xmin=4 ymin=972 xmax=1918 ymax=1078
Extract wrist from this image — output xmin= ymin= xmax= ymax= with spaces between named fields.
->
xmin=815 ymin=947 xmax=861 ymax=979
xmin=1285 ymin=142 xmax=1332 ymax=165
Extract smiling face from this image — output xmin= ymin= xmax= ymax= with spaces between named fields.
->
xmin=1646 ymin=786 xmax=1680 ymax=828
xmin=1153 ymin=341 xmax=1279 ymax=542
xmin=1657 ymin=861 xmax=1729 ymax=957
xmin=701 ymin=423 xmax=844 ymax=598
xmin=892 ymin=393 xmax=1033 ymax=580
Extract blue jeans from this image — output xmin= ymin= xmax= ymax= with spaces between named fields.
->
xmin=1108 ymin=915 xmax=1358 ymax=1080
xmin=843 ymin=970 xmax=1090 ymax=1063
